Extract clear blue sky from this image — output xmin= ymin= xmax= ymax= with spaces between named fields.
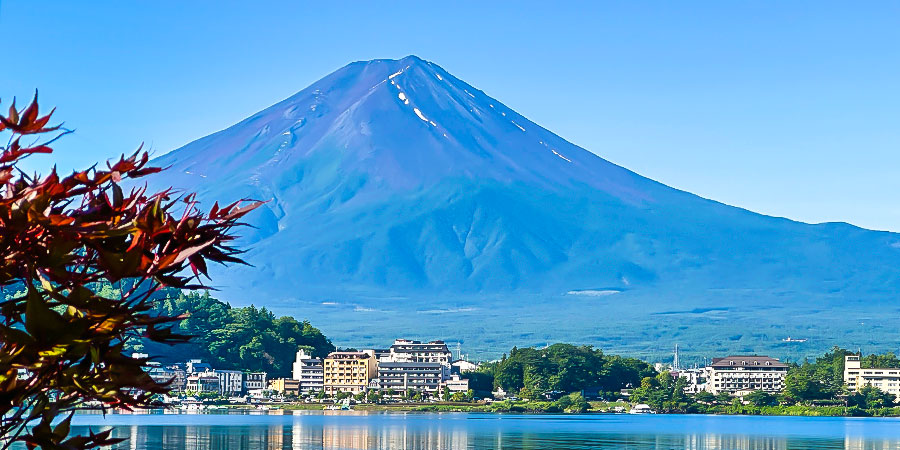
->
xmin=2 ymin=1 xmax=898 ymax=231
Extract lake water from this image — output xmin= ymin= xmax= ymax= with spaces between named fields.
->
xmin=30 ymin=411 xmax=900 ymax=449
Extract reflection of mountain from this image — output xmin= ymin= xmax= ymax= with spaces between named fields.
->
xmin=148 ymin=55 xmax=900 ymax=358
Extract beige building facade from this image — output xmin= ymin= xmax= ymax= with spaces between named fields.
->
xmin=323 ymin=351 xmax=377 ymax=395
xmin=844 ymin=355 xmax=900 ymax=399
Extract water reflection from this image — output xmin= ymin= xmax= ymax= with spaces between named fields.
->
xmin=47 ymin=412 xmax=900 ymax=450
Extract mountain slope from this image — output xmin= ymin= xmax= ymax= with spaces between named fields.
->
xmin=150 ymin=56 xmax=900 ymax=358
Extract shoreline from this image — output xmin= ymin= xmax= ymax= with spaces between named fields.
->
xmin=104 ymin=401 xmax=900 ymax=418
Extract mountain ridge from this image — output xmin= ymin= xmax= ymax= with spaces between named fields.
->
xmin=146 ymin=55 xmax=900 ymax=358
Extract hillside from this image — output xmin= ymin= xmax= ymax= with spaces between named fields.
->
xmin=148 ymin=56 xmax=900 ymax=361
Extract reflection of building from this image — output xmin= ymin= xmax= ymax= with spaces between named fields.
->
xmin=844 ymin=355 xmax=900 ymax=399
xmin=323 ymin=351 xmax=377 ymax=395
xmin=377 ymin=362 xmax=444 ymax=396
xmin=293 ymin=349 xmax=324 ymax=394
xmin=270 ymin=378 xmax=301 ymax=396
xmin=388 ymin=339 xmax=452 ymax=364
xmin=702 ymin=355 xmax=788 ymax=394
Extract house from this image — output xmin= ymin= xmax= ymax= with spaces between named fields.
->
xmin=186 ymin=373 xmax=219 ymax=393
xmin=244 ymin=372 xmax=267 ymax=394
xmin=270 ymin=378 xmax=301 ymax=396
xmin=451 ymin=359 xmax=479 ymax=374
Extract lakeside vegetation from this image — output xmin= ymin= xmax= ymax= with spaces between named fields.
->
xmin=64 ymin=289 xmax=900 ymax=418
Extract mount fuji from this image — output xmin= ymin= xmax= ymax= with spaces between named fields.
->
xmin=150 ymin=56 xmax=900 ymax=360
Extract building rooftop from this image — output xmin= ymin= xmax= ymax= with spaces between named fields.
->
xmin=326 ymin=351 xmax=372 ymax=359
xmin=710 ymin=355 xmax=788 ymax=368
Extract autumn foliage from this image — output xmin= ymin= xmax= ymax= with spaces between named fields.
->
xmin=0 ymin=93 xmax=260 ymax=449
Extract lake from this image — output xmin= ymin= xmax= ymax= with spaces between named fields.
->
xmin=25 ymin=411 xmax=900 ymax=449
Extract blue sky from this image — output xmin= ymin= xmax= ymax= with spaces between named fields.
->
xmin=2 ymin=1 xmax=898 ymax=231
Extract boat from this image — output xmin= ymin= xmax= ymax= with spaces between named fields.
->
xmin=324 ymin=398 xmax=352 ymax=411
xmin=628 ymin=404 xmax=656 ymax=414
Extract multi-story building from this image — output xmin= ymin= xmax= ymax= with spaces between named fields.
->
xmin=186 ymin=373 xmax=220 ymax=393
xmin=213 ymin=369 xmax=245 ymax=396
xmin=323 ymin=351 xmax=377 ymax=396
xmin=703 ymin=355 xmax=788 ymax=394
xmin=270 ymin=378 xmax=301 ymax=396
xmin=387 ymin=339 xmax=452 ymax=364
xmin=445 ymin=374 xmax=470 ymax=394
xmin=244 ymin=372 xmax=267 ymax=393
xmin=376 ymin=362 xmax=444 ymax=396
xmin=293 ymin=349 xmax=324 ymax=394
xmin=844 ymin=355 xmax=900 ymax=400
xmin=147 ymin=364 xmax=187 ymax=391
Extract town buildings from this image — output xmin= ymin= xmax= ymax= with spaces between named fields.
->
xmin=292 ymin=349 xmax=324 ymax=394
xmin=844 ymin=355 xmax=900 ymax=400
xmin=323 ymin=351 xmax=378 ymax=396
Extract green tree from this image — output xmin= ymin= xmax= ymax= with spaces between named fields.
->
xmin=715 ymin=391 xmax=732 ymax=405
xmin=0 ymin=95 xmax=260 ymax=449
xmin=744 ymin=390 xmax=777 ymax=407
xmin=782 ymin=371 xmax=826 ymax=404
xmin=848 ymin=385 xmax=895 ymax=409
xmin=630 ymin=372 xmax=693 ymax=413
xmin=554 ymin=392 xmax=590 ymax=413
xmin=694 ymin=391 xmax=715 ymax=404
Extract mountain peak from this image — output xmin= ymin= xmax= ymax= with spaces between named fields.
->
xmin=146 ymin=57 xmax=900 ymax=356
xmin=156 ymin=55 xmax=649 ymax=199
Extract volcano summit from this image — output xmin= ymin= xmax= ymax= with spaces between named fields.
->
xmin=151 ymin=56 xmax=900 ymax=359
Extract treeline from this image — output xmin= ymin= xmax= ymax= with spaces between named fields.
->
xmin=131 ymin=290 xmax=335 ymax=377
xmin=463 ymin=344 xmax=656 ymax=399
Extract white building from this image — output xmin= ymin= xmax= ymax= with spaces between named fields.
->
xmin=844 ymin=355 xmax=900 ymax=400
xmin=702 ymin=355 xmax=788 ymax=394
xmin=211 ymin=370 xmax=244 ymax=396
xmin=451 ymin=359 xmax=479 ymax=374
xmin=376 ymin=362 xmax=444 ymax=396
xmin=244 ymin=372 xmax=267 ymax=393
xmin=292 ymin=349 xmax=324 ymax=394
xmin=387 ymin=339 xmax=452 ymax=364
